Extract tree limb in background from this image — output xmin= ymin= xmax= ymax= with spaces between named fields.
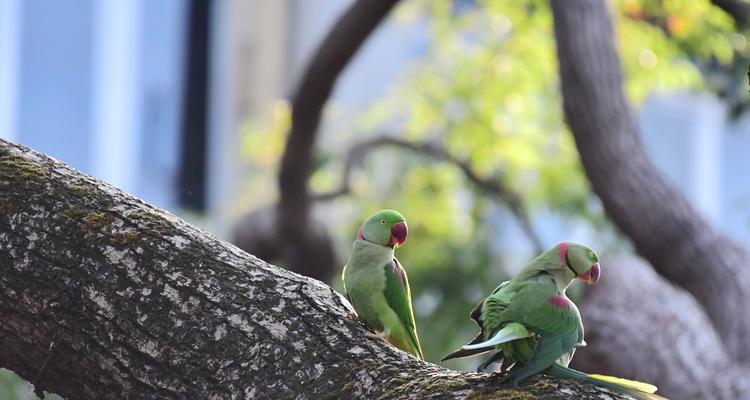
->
xmin=551 ymin=0 xmax=750 ymax=362
xmin=315 ymin=135 xmax=544 ymax=253
xmin=0 ymin=139 xmax=633 ymax=399
xmin=273 ymin=0 xmax=402 ymax=281
xmin=575 ymin=257 xmax=750 ymax=399
xmin=711 ymin=0 xmax=750 ymax=27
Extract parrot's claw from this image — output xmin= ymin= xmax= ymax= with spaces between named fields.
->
xmin=364 ymin=331 xmax=389 ymax=342
xmin=346 ymin=310 xmax=358 ymax=320
xmin=486 ymin=368 xmax=510 ymax=378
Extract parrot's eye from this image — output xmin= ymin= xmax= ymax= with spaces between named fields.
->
xmin=380 ymin=220 xmax=386 ymax=224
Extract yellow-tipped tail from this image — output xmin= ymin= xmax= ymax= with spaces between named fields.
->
xmin=548 ymin=364 xmax=666 ymax=399
xmin=589 ymin=374 xmax=658 ymax=394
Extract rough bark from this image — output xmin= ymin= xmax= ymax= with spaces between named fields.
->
xmin=551 ymin=0 xmax=750 ymax=363
xmin=574 ymin=258 xmax=750 ymax=400
xmin=0 ymin=140 xmax=639 ymax=399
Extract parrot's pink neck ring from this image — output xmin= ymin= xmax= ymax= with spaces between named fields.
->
xmin=548 ymin=294 xmax=574 ymax=309
xmin=558 ymin=242 xmax=569 ymax=265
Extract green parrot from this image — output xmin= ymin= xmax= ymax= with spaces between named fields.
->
xmin=442 ymin=242 xmax=664 ymax=400
xmin=342 ymin=210 xmax=424 ymax=359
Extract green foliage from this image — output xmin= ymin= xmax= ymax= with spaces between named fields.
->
xmin=617 ymin=0 xmax=750 ymax=113
xmin=0 ymin=369 xmax=64 ymax=400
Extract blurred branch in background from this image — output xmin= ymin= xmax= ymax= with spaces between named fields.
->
xmin=314 ymin=134 xmax=544 ymax=253
xmin=712 ymin=0 xmax=750 ymax=27
xmin=552 ymin=0 xmax=750 ymax=395
xmin=234 ymin=0 xmax=402 ymax=282
xmin=576 ymin=257 xmax=750 ymax=399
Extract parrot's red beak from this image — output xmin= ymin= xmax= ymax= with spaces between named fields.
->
xmin=578 ymin=263 xmax=601 ymax=285
xmin=389 ymin=221 xmax=408 ymax=248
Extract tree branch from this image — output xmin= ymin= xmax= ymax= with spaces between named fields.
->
xmin=711 ymin=0 xmax=750 ymax=27
xmin=277 ymin=0 xmax=401 ymax=268
xmin=551 ymin=0 xmax=750 ymax=362
xmin=233 ymin=0 xmax=402 ymax=282
xmin=0 ymin=139 xmax=637 ymax=398
xmin=575 ymin=257 xmax=750 ymax=399
xmin=314 ymin=135 xmax=544 ymax=253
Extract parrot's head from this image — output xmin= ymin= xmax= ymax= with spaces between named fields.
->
xmin=556 ymin=242 xmax=601 ymax=285
xmin=358 ymin=210 xmax=408 ymax=248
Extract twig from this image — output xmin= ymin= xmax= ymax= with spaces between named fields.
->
xmin=32 ymin=339 xmax=59 ymax=398
xmin=314 ymin=135 xmax=544 ymax=253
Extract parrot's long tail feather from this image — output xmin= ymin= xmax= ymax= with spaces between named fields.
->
xmin=441 ymin=346 xmax=490 ymax=361
xmin=588 ymin=374 xmax=657 ymax=393
xmin=548 ymin=364 xmax=667 ymax=400
xmin=461 ymin=323 xmax=531 ymax=351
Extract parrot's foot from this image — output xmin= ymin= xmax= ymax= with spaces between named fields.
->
xmin=477 ymin=352 xmax=505 ymax=373
xmin=346 ymin=310 xmax=358 ymax=320
xmin=364 ymin=331 xmax=389 ymax=342
xmin=487 ymin=369 xmax=510 ymax=378
xmin=497 ymin=361 xmax=513 ymax=377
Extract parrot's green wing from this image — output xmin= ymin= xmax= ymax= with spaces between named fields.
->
xmin=383 ymin=258 xmax=424 ymax=359
xmin=491 ymin=276 xmax=583 ymax=384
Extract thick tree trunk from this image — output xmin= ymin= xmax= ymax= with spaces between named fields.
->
xmin=0 ymin=139 xmax=635 ymax=399
xmin=575 ymin=258 xmax=750 ymax=399
xmin=551 ymin=0 xmax=750 ymax=363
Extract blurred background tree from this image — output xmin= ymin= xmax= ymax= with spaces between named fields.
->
xmin=234 ymin=0 xmax=748 ymax=368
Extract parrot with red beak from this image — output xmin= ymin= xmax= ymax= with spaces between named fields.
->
xmin=443 ymin=242 xmax=663 ymax=399
xmin=342 ymin=210 xmax=423 ymax=359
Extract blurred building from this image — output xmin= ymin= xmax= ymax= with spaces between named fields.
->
xmin=0 ymin=0 xmax=188 ymax=208
xmin=1 ymin=0 xmax=749 ymax=246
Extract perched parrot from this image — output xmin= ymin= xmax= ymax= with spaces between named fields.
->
xmin=442 ymin=242 xmax=664 ymax=400
xmin=342 ymin=210 xmax=424 ymax=359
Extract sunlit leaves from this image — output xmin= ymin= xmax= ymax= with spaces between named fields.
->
xmin=616 ymin=0 xmax=748 ymax=106
xmin=241 ymin=100 xmax=290 ymax=166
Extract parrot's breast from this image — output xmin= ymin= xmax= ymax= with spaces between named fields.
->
xmin=343 ymin=241 xmax=394 ymax=332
